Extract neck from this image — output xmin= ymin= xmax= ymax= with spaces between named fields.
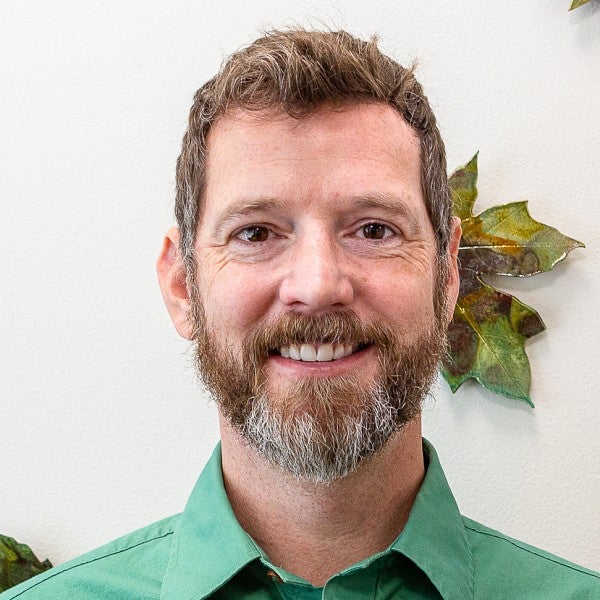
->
xmin=219 ymin=417 xmax=425 ymax=587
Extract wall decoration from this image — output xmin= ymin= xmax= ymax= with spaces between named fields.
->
xmin=570 ymin=0 xmax=592 ymax=9
xmin=0 ymin=535 xmax=52 ymax=592
xmin=441 ymin=154 xmax=583 ymax=406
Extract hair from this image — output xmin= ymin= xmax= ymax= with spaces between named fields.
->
xmin=175 ymin=28 xmax=452 ymax=282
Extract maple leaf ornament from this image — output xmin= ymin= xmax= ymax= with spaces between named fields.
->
xmin=570 ymin=0 xmax=592 ymax=10
xmin=441 ymin=154 xmax=583 ymax=406
xmin=0 ymin=535 xmax=52 ymax=592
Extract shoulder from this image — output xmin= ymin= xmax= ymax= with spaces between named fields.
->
xmin=463 ymin=517 xmax=600 ymax=599
xmin=0 ymin=515 xmax=179 ymax=600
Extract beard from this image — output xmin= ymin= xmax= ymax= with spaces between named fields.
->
xmin=189 ymin=294 xmax=446 ymax=484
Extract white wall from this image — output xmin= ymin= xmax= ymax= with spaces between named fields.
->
xmin=2 ymin=0 xmax=599 ymax=572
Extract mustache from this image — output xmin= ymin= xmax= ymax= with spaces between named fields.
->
xmin=243 ymin=311 xmax=397 ymax=361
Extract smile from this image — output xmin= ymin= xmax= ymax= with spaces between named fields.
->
xmin=278 ymin=343 xmax=363 ymax=362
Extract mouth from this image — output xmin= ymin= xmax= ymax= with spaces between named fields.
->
xmin=273 ymin=342 xmax=370 ymax=363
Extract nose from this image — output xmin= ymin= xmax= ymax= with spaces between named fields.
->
xmin=278 ymin=231 xmax=354 ymax=309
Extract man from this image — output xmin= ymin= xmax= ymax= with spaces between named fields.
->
xmin=3 ymin=29 xmax=598 ymax=599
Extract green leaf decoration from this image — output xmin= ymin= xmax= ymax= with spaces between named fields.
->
xmin=570 ymin=0 xmax=592 ymax=10
xmin=0 ymin=535 xmax=52 ymax=592
xmin=442 ymin=154 xmax=584 ymax=405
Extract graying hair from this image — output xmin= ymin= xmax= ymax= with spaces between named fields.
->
xmin=241 ymin=382 xmax=398 ymax=483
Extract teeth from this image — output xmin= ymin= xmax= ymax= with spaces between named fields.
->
xmin=316 ymin=344 xmax=333 ymax=362
xmin=280 ymin=343 xmax=355 ymax=362
xmin=300 ymin=344 xmax=317 ymax=361
xmin=333 ymin=344 xmax=348 ymax=360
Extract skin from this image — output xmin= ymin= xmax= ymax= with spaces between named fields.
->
xmin=157 ymin=102 xmax=461 ymax=586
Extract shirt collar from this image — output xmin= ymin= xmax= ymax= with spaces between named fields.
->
xmin=391 ymin=439 xmax=474 ymax=600
xmin=160 ymin=443 xmax=261 ymax=600
xmin=161 ymin=439 xmax=474 ymax=600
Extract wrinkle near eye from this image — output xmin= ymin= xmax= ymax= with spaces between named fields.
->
xmin=393 ymin=242 xmax=437 ymax=272
xmin=345 ymin=239 xmax=436 ymax=268
xmin=201 ymin=250 xmax=234 ymax=285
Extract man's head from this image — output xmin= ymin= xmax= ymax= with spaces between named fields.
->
xmin=158 ymin=29 xmax=461 ymax=483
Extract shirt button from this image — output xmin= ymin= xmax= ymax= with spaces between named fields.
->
xmin=266 ymin=569 xmax=283 ymax=583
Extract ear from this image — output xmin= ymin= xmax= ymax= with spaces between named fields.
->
xmin=156 ymin=227 xmax=194 ymax=340
xmin=443 ymin=216 xmax=462 ymax=326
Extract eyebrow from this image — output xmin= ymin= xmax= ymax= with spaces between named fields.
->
xmin=343 ymin=193 xmax=423 ymax=234
xmin=213 ymin=198 xmax=289 ymax=236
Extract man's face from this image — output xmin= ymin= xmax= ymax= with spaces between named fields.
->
xmin=188 ymin=103 xmax=458 ymax=481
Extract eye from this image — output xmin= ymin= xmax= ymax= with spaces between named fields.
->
xmin=236 ymin=226 xmax=271 ymax=242
xmin=359 ymin=223 xmax=394 ymax=240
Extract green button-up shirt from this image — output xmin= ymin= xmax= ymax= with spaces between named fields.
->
xmin=2 ymin=440 xmax=598 ymax=599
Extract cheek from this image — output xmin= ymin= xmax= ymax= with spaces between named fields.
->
xmin=200 ymin=266 xmax=279 ymax=338
xmin=359 ymin=266 xmax=437 ymax=326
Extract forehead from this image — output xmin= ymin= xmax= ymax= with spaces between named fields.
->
xmin=202 ymin=102 xmax=424 ymax=220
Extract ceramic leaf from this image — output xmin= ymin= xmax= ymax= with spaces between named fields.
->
xmin=0 ymin=535 xmax=52 ymax=592
xmin=570 ymin=0 xmax=591 ymax=10
xmin=441 ymin=154 xmax=583 ymax=405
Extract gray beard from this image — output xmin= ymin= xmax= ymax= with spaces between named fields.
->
xmin=190 ymin=300 xmax=444 ymax=483
xmin=238 ymin=379 xmax=407 ymax=483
